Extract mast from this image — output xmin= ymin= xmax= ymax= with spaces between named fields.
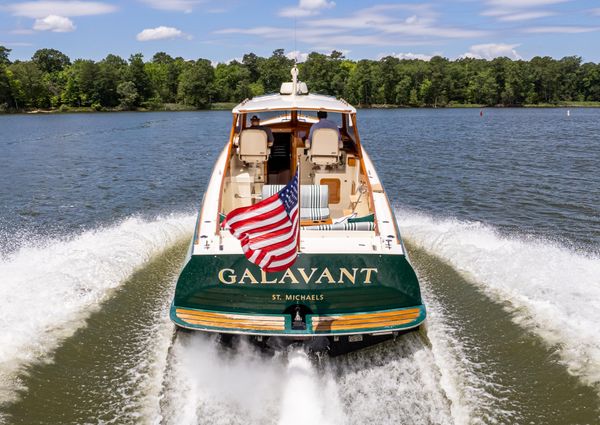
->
xmin=291 ymin=65 xmax=299 ymax=98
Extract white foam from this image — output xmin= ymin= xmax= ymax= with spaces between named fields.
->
xmin=161 ymin=335 xmax=285 ymax=425
xmin=163 ymin=332 xmax=480 ymax=424
xmin=277 ymin=348 xmax=344 ymax=425
xmin=161 ymin=336 xmax=346 ymax=425
xmin=397 ymin=209 xmax=600 ymax=390
xmin=0 ymin=214 xmax=195 ymax=403
xmin=330 ymin=334 xmax=454 ymax=425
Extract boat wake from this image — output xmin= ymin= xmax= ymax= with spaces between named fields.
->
xmin=0 ymin=214 xmax=195 ymax=405
xmin=397 ymin=208 xmax=600 ymax=391
xmin=160 ymin=328 xmax=481 ymax=425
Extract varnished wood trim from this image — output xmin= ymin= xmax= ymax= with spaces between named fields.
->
xmin=176 ymin=308 xmax=284 ymax=323
xmin=351 ymin=113 xmax=378 ymax=236
xmin=320 ymin=178 xmax=341 ymax=204
xmin=214 ymin=114 xmax=238 ymax=236
xmin=311 ymin=308 xmax=421 ymax=331
xmin=313 ymin=318 xmax=415 ymax=331
xmin=313 ymin=313 xmax=419 ymax=323
xmin=176 ymin=308 xmax=286 ymax=331
xmin=178 ymin=315 xmax=283 ymax=325
xmin=312 ymin=311 xmax=420 ymax=323
xmin=181 ymin=319 xmax=284 ymax=331
xmin=371 ymin=183 xmax=383 ymax=193
xmin=299 ymin=218 xmax=333 ymax=226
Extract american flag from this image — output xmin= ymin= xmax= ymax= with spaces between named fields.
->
xmin=221 ymin=171 xmax=299 ymax=272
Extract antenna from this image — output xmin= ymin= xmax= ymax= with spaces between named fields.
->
xmin=294 ymin=16 xmax=297 ymax=64
xmin=291 ymin=64 xmax=299 ymax=97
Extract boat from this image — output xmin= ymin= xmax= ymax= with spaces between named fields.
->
xmin=170 ymin=67 xmax=426 ymax=355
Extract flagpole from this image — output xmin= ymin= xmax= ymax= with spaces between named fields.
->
xmin=296 ymin=157 xmax=301 ymax=254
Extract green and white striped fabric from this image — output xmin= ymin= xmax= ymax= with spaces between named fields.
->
xmin=262 ymin=184 xmax=330 ymax=220
xmin=302 ymin=222 xmax=375 ymax=231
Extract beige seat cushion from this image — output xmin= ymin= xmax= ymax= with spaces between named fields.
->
xmin=308 ymin=128 xmax=340 ymax=166
xmin=238 ymin=129 xmax=270 ymax=163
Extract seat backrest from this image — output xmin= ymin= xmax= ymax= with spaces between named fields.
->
xmin=239 ymin=129 xmax=269 ymax=163
xmin=262 ymin=184 xmax=330 ymax=220
xmin=308 ymin=128 xmax=340 ymax=165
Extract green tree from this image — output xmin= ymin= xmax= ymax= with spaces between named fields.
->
xmin=259 ymin=49 xmax=294 ymax=93
xmin=32 ymin=48 xmax=71 ymax=74
xmin=579 ymin=62 xmax=600 ymax=101
xmin=7 ymin=61 xmax=48 ymax=108
xmin=117 ymin=81 xmax=138 ymax=110
xmin=467 ymin=68 xmax=499 ymax=105
xmin=0 ymin=46 xmax=11 ymax=109
xmin=97 ymin=54 xmax=127 ymax=107
xmin=127 ymin=53 xmax=151 ymax=104
xmin=178 ymin=59 xmax=214 ymax=107
xmin=345 ymin=60 xmax=374 ymax=105
xmin=394 ymin=75 xmax=412 ymax=105
xmin=0 ymin=45 xmax=11 ymax=66
xmin=145 ymin=52 xmax=178 ymax=103
xmin=214 ymin=60 xmax=252 ymax=102
xmin=242 ymin=53 xmax=263 ymax=83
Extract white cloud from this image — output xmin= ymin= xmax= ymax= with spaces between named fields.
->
xmin=524 ymin=26 xmax=600 ymax=33
xmin=304 ymin=6 xmax=488 ymax=39
xmin=280 ymin=0 xmax=335 ymax=18
xmin=462 ymin=43 xmax=522 ymax=60
xmin=5 ymin=1 xmax=116 ymax=18
xmin=385 ymin=52 xmax=434 ymax=61
xmin=482 ymin=0 xmax=570 ymax=22
xmin=215 ymin=25 xmax=433 ymax=48
xmin=496 ymin=11 xmax=555 ymax=21
xmin=219 ymin=3 xmax=488 ymax=51
xmin=139 ymin=0 xmax=204 ymax=13
xmin=33 ymin=14 xmax=76 ymax=32
xmin=486 ymin=0 xmax=569 ymax=7
xmin=0 ymin=41 xmax=34 ymax=46
xmin=136 ymin=26 xmax=187 ymax=41
xmin=286 ymin=50 xmax=309 ymax=63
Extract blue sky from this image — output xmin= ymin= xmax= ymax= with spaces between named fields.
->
xmin=1 ymin=0 xmax=600 ymax=63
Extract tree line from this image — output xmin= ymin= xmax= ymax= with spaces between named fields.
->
xmin=1 ymin=46 xmax=600 ymax=112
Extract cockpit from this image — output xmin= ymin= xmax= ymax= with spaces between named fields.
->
xmin=221 ymin=107 xmax=375 ymax=232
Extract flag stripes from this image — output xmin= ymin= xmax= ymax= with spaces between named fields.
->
xmin=221 ymin=171 xmax=299 ymax=272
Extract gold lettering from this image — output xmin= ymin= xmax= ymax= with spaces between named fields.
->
xmin=283 ymin=293 xmax=324 ymax=301
xmin=239 ymin=269 xmax=258 ymax=284
xmin=297 ymin=268 xmax=318 ymax=283
xmin=279 ymin=268 xmax=299 ymax=284
xmin=218 ymin=268 xmax=236 ymax=285
xmin=316 ymin=268 xmax=335 ymax=284
xmin=338 ymin=267 xmax=358 ymax=284
xmin=360 ymin=268 xmax=378 ymax=284
xmin=261 ymin=270 xmax=278 ymax=284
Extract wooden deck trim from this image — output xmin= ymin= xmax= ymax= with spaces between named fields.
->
xmin=311 ymin=312 xmax=420 ymax=325
xmin=176 ymin=308 xmax=284 ymax=322
xmin=310 ymin=308 xmax=421 ymax=331
xmin=314 ymin=318 xmax=415 ymax=331
xmin=176 ymin=308 xmax=286 ymax=331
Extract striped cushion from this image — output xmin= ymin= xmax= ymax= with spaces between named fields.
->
xmin=300 ymin=208 xmax=330 ymax=221
xmin=262 ymin=184 xmax=330 ymax=220
xmin=302 ymin=222 xmax=375 ymax=231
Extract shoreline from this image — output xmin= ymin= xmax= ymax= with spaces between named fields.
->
xmin=2 ymin=102 xmax=600 ymax=116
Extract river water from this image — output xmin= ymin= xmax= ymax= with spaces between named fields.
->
xmin=0 ymin=109 xmax=598 ymax=424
